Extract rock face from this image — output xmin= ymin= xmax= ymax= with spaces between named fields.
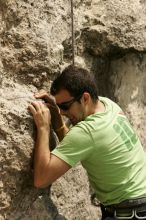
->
xmin=0 ymin=0 xmax=146 ymax=219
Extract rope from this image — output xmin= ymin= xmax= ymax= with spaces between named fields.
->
xmin=71 ymin=0 xmax=75 ymax=65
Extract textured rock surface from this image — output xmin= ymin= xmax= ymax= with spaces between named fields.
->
xmin=0 ymin=0 xmax=146 ymax=219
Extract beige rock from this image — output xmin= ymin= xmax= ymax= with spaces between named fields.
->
xmin=0 ymin=0 xmax=146 ymax=219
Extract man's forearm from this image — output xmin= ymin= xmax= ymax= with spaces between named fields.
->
xmin=34 ymin=128 xmax=50 ymax=188
xmin=55 ymin=125 xmax=69 ymax=141
xmin=52 ymin=112 xmax=69 ymax=141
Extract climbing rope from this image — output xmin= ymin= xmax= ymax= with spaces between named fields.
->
xmin=71 ymin=0 xmax=75 ymax=65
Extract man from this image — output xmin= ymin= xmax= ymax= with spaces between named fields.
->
xmin=29 ymin=65 xmax=146 ymax=219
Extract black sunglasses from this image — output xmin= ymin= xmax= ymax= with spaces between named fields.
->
xmin=56 ymin=94 xmax=82 ymax=111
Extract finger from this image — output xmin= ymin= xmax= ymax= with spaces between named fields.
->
xmin=30 ymin=101 xmax=42 ymax=112
xmin=34 ymin=93 xmax=50 ymax=103
xmin=34 ymin=90 xmax=48 ymax=98
xmin=39 ymin=101 xmax=48 ymax=112
xmin=35 ymin=93 xmax=56 ymax=106
xmin=34 ymin=92 xmax=45 ymax=98
xmin=44 ymin=94 xmax=56 ymax=104
xmin=28 ymin=104 xmax=37 ymax=115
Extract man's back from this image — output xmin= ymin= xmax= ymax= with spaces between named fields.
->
xmin=52 ymin=97 xmax=146 ymax=205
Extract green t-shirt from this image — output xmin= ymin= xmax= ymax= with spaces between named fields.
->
xmin=52 ymin=97 xmax=146 ymax=205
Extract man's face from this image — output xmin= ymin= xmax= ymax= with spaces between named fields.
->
xmin=54 ymin=89 xmax=86 ymax=125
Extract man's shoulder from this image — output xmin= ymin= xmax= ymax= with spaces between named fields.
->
xmin=99 ymin=96 xmax=122 ymax=111
xmin=99 ymin=96 xmax=115 ymax=104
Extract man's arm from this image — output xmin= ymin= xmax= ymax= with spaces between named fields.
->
xmin=29 ymin=101 xmax=71 ymax=188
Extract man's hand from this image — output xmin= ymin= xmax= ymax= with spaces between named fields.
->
xmin=32 ymin=90 xmax=68 ymax=141
xmin=34 ymin=90 xmax=58 ymax=111
xmin=28 ymin=101 xmax=51 ymax=131
xmin=34 ymin=90 xmax=63 ymax=127
xmin=34 ymin=90 xmax=60 ymax=129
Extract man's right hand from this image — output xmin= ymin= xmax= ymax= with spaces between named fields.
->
xmin=34 ymin=90 xmax=58 ymax=111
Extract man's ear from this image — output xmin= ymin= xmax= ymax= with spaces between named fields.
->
xmin=82 ymin=92 xmax=90 ymax=104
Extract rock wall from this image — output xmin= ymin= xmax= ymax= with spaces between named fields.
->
xmin=0 ymin=0 xmax=146 ymax=219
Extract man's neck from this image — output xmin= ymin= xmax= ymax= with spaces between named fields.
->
xmin=93 ymin=100 xmax=106 ymax=114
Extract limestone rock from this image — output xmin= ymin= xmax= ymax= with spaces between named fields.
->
xmin=0 ymin=0 xmax=146 ymax=219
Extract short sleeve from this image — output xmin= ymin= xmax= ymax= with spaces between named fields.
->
xmin=51 ymin=125 xmax=94 ymax=167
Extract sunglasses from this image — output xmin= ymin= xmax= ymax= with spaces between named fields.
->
xmin=56 ymin=94 xmax=82 ymax=111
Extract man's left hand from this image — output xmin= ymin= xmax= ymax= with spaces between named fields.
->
xmin=28 ymin=101 xmax=51 ymax=131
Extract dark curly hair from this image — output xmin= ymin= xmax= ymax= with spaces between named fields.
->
xmin=50 ymin=65 xmax=98 ymax=103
